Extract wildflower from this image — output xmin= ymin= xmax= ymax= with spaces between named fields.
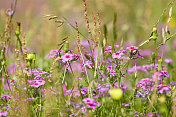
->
xmin=126 ymin=46 xmax=138 ymax=51
xmin=112 ymin=52 xmax=123 ymax=59
xmin=157 ymin=84 xmax=170 ymax=94
xmin=8 ymin=10 xmax=14 ymax=16
xmin=84 ymin=60 xmax=94 ymax=68
xmin=98 ymin=87 xmax=109 ymax=93
xmin=109 ymin=88 xmax=123 ymax=100
xmin=83 ymin=98 xmax=95 ymax=104
xmin=126 ymin=46 xmax=143 ymax=59
xmin=28 ymin=80 xmax=45 ymax=88
xmin=69 ymin=114 xmax=77 ymax=117
xmin=107 ymin=66 xmax=112 ymax=71
xmin=114 ymin=45 xmax=119 ymax=48
xmin=160 ymin=70 xmax=169 ymax=78
xmin=24 ymin=98 xmax=35 ymax=101
xmin=83 ymin=98 xmax=100 ymax=110
xmin=104 ymin=46 xmax=112 ymax=53
xmin=0 ymin=111 xmax=8 ymax=117
xmin=61 ymin=53 xmax=74 ymax=63
xmin=110 ymin=71 xmax=115 ymax=77
xmin=122 ymin=103 xmax=132 ymax=107
xmin=27 ymin=53 xmax=35 ymax=60
xmin=75 ymin=78 xmax=82 ymax=81
xmin=164 ymin=59 xmax=173 ymax=64
xmin=46 ymin=49 xmax=64 ymax=58
xmin=1 ymin=95 xmax=12 ymax=100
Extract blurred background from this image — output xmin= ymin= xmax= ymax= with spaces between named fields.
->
xmin=0 ymin=0 xmax=176 ymax=67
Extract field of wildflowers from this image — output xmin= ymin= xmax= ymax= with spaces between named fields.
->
xmin=1 ymin=0 xmax=176 ymax=116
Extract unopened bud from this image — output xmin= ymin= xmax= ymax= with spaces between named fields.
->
xmin=27 ymin=53 xmax=35 ymax=60
xmin=64 ymin=41 xmax=69 ymax=52
xmin=15 ymin=22 xmax=21 ymax=36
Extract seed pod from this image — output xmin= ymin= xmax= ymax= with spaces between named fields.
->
xmin=64 ymin=41 xmax=69 ymax=52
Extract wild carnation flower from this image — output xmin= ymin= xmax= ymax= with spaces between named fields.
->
xmin=0 ymin=111 xmax=8 ymax=117
xmin=157 ymin=84 xmax=170 ymax=94
xmin=83 ymin=98 xmax=100 ymax=110
xmin=107 ymin=66 xmax=112 ymax=71
xmin=84 ymin=61 xmax=94 ymax=68
xmin=122 ymin=103 xmax=132 ymax=107
xmin=69 ymin=114 xmax=77 ymax=117
xmin=109 ymin=88 xmax=123 ymax=100
xmin=28 ymin=68 xmax=50 ymax=80
xmin=1 ymin=95 xmax=12 ymax=100
xmin=61 ymin=53 xmax=74 ymax=63
xmin=126 ymin=46 xmax=138 ymax=51
xmin=112 ymin=52 xmax=123 ymax=59
xmin=46 ymin=49 xmax=64 ymax=58
xmin=164 ymin=59 xmax=173 ymax=64
xmin=110 ymin=71 xmax=116 ymax=77
xmin=28 ymin=80 xmax=45 ymax=88
xmin=160 ymin=70 xmax=169 ymax=78
xmin=104 ymin=46 xmax=112 ymax=53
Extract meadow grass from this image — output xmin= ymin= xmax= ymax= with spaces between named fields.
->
xmin=1 ymin=0 xmax=176 ymax=117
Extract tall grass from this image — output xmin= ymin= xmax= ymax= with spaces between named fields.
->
xmin=1 ymin=0 xmax=176 ymax=117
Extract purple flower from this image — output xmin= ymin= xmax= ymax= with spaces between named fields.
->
xmin=75 ymin=78 xmax=82 ymax=81
xmin=140 ymin=113 xmax=145 ymax=115
xmin=122 ymin=103 xmax=132 ymax=107
xmin=83 ymin=98 xmax=100 ymax=110
xmin=105 ymin=46 xmax=112 ymax=53
xmin=61 ymin=53 xmax=74 ymax=63
xmin=126 ymin=46 xmax=138 ymax=51
xmin=137 ymin=78 xmax=153 ymax=91
xmin=164 ymin=59 xmax=173 ymax=64
xmin=140 ymin=49 xmax=153 ymax=57
xmin=160 ymin=70 xmax=169 ymax=78
xmin=83 ymin=98 xmax=95 ymax=104
xmin=28 ymin=80 xmax=45 ymax=88
xmin=69 ymin=114 xmax=77 ymax=117
xmin=46 ymin=49 xmax=64 ymax=58
xmin=152 ymin=72 xmax=162 ymax=81
xmin=1 ymin=95 xmax=12 ymax=100
xmin=157 ymin=84 xmax=170 ymax=94
xmin=110 ymin=71 xmax=116 ymax=77
xmin=114 ymin=45 xmax=119 ymax=48
xmin=107 ymin=66 xmax=112 ymax=71
xmin=98 ymin=87 xmax=109 ymax=92
xmin=27 ymin=68 xmax=50 ymax=80
xmin=112 ymin=52 xmax=123 ymax=59
xmin=84 ymin=61 xmax=94 ymax=68
xmin=24 ymin=98 xmax=35 ymax=101
xmin=0 ymin=111 xmax=8 ymax=117
xmin=8 ymin=10 xmax=14 ymax=16
xmin=81 ymin=107 xmax=87 ymax=114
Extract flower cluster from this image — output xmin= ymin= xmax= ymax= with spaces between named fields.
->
xmin=83 ymin=98 xmax=100 ymax=110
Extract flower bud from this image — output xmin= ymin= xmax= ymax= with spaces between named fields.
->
xmin=158 ymin=56 xmax=162 ymax=71
xmin=64 ymin=41 xmax=69 ymax=52
xmin=152 ymin=25 xmax=157 ymax=40
xmin=15 ymin=22 xmax=21 ymax=36
xmin=27 ymin=53 xmax=35 ymax=60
